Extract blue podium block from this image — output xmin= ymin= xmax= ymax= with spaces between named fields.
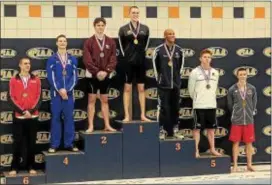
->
xmin=80 ymin=130 xmax=122 ymax=180
xmin=2 ymin=171 xmax=45 ymax=184
xmin=116 ymin=120 xmax=160 ymax=179
xmin=43 ymin=151 xmax=87 ymax=183
xmin=159 ymin=138 xmax=196 ymax=177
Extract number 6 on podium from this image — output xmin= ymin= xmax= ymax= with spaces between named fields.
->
xmin=23 ymin=177 xmax=29 ymax=184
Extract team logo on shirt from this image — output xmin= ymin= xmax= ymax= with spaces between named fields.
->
xmin=32 ymin=70 xmax=47 ymax=79
xmin=1 ymin=49 xmax=17 ymax=58
xmin=38 ymin=112 xmax=51 ymax=122
xmin=36 ymin=131 xmax=50 ymax=144
xmin=216 ymin=87 xmax=228 ymax=98
xmin=145 ymin=88 xmax=158 ymax=100
xmin=263 ymin=86 xmax=271 ymax=97
xmin=0 ymin=111 xmax=13 ymax=124
xmin=67 ymin=48 xmax=83 ymax=57
xmin=203 ymin=127 xmax=228 ymax=138
xmin=263 ymin=47 xmax=271 ymax=58
xmin=262 ymin=125 xmax=271 ymax=136
xmin=0 ymin=91 xmax=8 ymax=101
xmin=205 ymin=148 xmax=225 ymax=155
xmin=35 ymin=154 xmax=45 ymax=164
xmin=146 ymin=109 xmax=157 ymax=120
xmin=239 ymin=145 xmax=257 ymax=157
xmin=0 ymin=154 xmax=13 ymax=167
xmin=97 ymin=110 xmax=117 ymax=119
xmin=179 ymin=129 xmax=193 ymax=139
xmin=215 ymin=68 xmax=225 ymax=76
xmin=181 ymin=48 xmax=195 ymax=58
xmin=216 ymin=108 xmax=225 ymax=117
xmin=180 ymin=88 xmax=190 ymax=98
xmin=0 ymin=134 xmax=13 ymax=144
xmin=206 ymin=47 xmax=228 ymax=59
xmin=26 ymin=47 xmax=54 ymax=60
xmin=77 ymin=68 xmax=86 ymax=79
xmin=108 ymin=88 xmax=120 ymax=100
xmin=73 ymin=110 xmax=88 ymax=121
xmin=266 ymin=107 xmax=271 ymax=115
xmin=236 ymin=48 xmax=255 ymax=57
xmin=0 ymin=69 xmax=19 ymax=81
xmin=145 ymin=47 xmax=155 ymax=59
xmin=180 ymin=67 xmax=193 ymax=79
xmin=265 ymin=146 xmax=271 ymax=154
xmin=179 ymin=107 xmax=193 ymax=119
xmin=146 ymin=69 xmax=155 ymax=79
xmin=233 ymin=66 xmax=258 ymax=78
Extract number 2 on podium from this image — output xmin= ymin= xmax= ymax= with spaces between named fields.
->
xmin=101 ymin=136 xmax=107 ymax=144
xmin=63 ymin=157 xmax=69 ymax=166
xmin=139 ymin=125 xmax=144 ymax=133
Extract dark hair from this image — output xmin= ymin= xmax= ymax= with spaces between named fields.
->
xmin=93 ymin=17 xmax=106 ymax=26
xmin=129 ymin=6 xmax=139 ymax=12
xmin=56 ymin=34 xmax=66 ymax=42
xmin=200 ymin=49 xmax=213 ymax=57
xmin=19 ymin=57 xmax=30 ymax=64
xmin=236 ymin=67 xmax=247 ymax=75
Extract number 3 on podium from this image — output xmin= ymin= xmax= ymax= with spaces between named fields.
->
xmin=23 ymin=177 xmax=29 ymax=184
xmin=63 ymin=157 xmax=69 ymax=166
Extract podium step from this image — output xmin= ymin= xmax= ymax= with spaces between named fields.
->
xmin=2 ymin=170 xmax=45 ymax=184
xmin=43 ymin=150 xmax=87 ymax=183
xmin=116 ymin=120 xmax=160 ymax=179
xmin=80 ymin=130 xmax=123 ymax=180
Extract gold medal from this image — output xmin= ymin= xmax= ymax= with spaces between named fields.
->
xmin=242 ymin=100 xmax=246 ymax=107
xmin=62 ymin=69 xmax=67 ymax=76
xmin=134 ymin=39 xmax=138 ymax=45
xmin=168 ymin=60 xmax=173 ymax=67
xmin=22 ymin=93 xmax=28 ymax=97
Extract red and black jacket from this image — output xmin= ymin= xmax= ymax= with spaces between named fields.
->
xmin=8 ymin=73 xmax=42 ymax=119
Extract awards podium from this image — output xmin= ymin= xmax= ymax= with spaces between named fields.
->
xmin=2 ymin=120 xmax=231 ymax=184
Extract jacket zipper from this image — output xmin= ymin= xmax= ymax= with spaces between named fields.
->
xmin=171 ymin=62 xmax=173 ymax=88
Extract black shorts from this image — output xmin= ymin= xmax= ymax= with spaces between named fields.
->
xmin=193 ymin=109 xmax=218 ymax=129
xmin=87 ymin=78 xmax=111 ymax=94
xmin=125 ymin=63 xmax=145 ymax=84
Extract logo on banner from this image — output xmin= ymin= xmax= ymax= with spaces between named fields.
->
xmin=35 ymin=154 xmax=45 ymax=164
xmin=42 ymin=89 xmax=51 ymax=101
xmin=179 ymin=107 xmax=193 ymax=119
xmin=216 ymin=108 xmax=225 ymax=117
xmin=180 ymin=88 xmax=190 ymax=98
xmin=266 ymin=68 xmax=271 ymax=76
xmin=38 ymin=112 xmax=51 ymax=122
xmin=108 ymin=88 xmax=120 ymax=100
xmin=205 ymin=148 xmax=225 ymax=155
xmin=97 ymin=110 xmax=117 ymax=119
xmin=32 ymin=70 xmax=47 ymax=79
xmin=203 ymin=127 xmax=228 ymax=138
xmin=206 ymin=47 xmax=228 ymax=58
xmin=216 ymin=87 xmax=228 ymax=98
xmin=146 ymin=69 xmax=155 ymax=79
xmin=67 ymin=48 xmax=83 ymax=57
xmin=0 ymin=69 xmax=19 ymax=81
xmin=145 ymin=88 xmax=158 ymax=100
xmin=239 ymin=145 xmax=257 ymax=157
xmin=146 ymin=109 xmax=157 ymax=120
xmin=263 ymin=47 xmax=271 ymax=58
xmin=266 ymin=107 xmax=271 ymax=115
xmin=263 ymin=86 xmax=271 ymax=97
xmin=179 ymin=129 xmax=193 ymax=139
xmin=0 ymin=134 xmax=13 ymax=144
xmin=78 ymin=68 xmax=85 ymax=79
xmin=265 ymin=146 xmax=271 ymax=154
xmin=262 ymin=125 xmax=271 ymax=136
xmin=73 ymin=110 xmax=88 ymax=121
xmin=1 ymin=49 xmax=17 ymax=58
xmin=145 ymin=47 xmax=155 ymax=59
xmin=26 ymin=47 xmax=53 ymax=59
xmin=0 ymin=154 xmax=13 ymax=167
xmin=215 ymin=68 xmax=225 ymax=76
xmin=0 ymin=111 xmax=13 ymax=124
xmin=36 ymin=131 xmax=50 ymax=144
xmin=233 ymin=66 xmax=258 ymax=78
xmin=181 ymin=67 xmax=193 ymax=79
xmin=0 ymin=91 xmax=8 ymax=101
xmin=236 ymin=48 xmax=255 ymax=57
xmin=181 ymin=48 xmax=195 ymax=57
xmin=74 ymin=90 xmax=85 ymax=100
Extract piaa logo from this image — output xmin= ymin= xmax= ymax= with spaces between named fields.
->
xmin=239 ymin=145 xmax=257 ymax=157
xmin=0 ymin=134 xmax=13 ymax=144
xmin=1 ymin=49 xmax=17 ymax=58
xmin=73 ymin=110 xmax=88 ymax=121
xmin=145 ymin=88 xmax=158 ymax=100
xmin=266 ymin=107 xmax=271 ymax=115
xmin=0 ymin=69 xmax=18 ymax=81
xmin=181 ymin=48 xmax=195 ymax=58
xmin=26 ymin=47 xmax=54 ymax=59
xmin=263 ymin=47 xmax=271 ymax=58
xmin=216 ymin=87 xmax=228 ymax=98
xmin=215 ymin=68 xmax=225 ymax=76
xmin=74 ymin=90 xmax=84 ymax=100
xmin=35 ymin=154 xmax=45 ymax=164
xmin=36 ymin=131 xmax=50 ymax=144
xmin=42 ymin=89 xmax=51 ymax=101
xmin=146 ymin=109 xmax=157 ymax=120
xmin=38 ymin=112 xmax=51 ymax=122
xmin=97 ymin=110 xmax=117 ymax=119
xmin=108 ymin=88 xmax=120 ymax=100
xmin=0 ymin=111 xmax=13 ymax=124
xmin=206 ymin=148 xmax=225 ymax=155
xmin=203 ymin=127 xmax=228 ymax=138
xmin=146 ymin=69 xmax=155 ymax=79
xmin=180 ymin=88 xmax=190 ymax=98
xmin=206 ymin=47 xmax=228 ymax=58
xmin=0 ymin=154 xmax=13 ymax=167
xmin=0 ymin=91 xmax=8 ymax=101
xmin=180 ymin=67 xmax=193 ymax=79
xmin=67 ymin=48 xmax=83 ymax=58
xmin=145 ymin=47 xmax=155 ymax=59
xmin=263 ymin=86 xmax=271 ymax=97
xmin=236 ymin=48 xmax=255 ymax=57
xmin=262 ymin=125 xmax=271 ymax=136
xmin=179 ymin=107 xmax=193 ymax=119
xmin=78 ymin=68 xmax=85 ymax=79
xmin=216 ymin=108 xmax=225 ymax=117
xmin=266 ymin=68 xmax=271 ymax=76
xmin=179 ymin=129 xmax=193 ymax=139
xmin=233 ymin=66 xmax=258 ymax=78
xmin=32 ymin=70 xmax=47 ymax=79
xmin=265 ymin=146 xmax=271 ymax=155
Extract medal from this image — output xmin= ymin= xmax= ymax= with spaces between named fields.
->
xmin=62 ymin=69 xmax=67 ymax=76
xmin=164 ymin=43 xmax=176 ymax=68
xmin=206 ymin=84 xmax=211 ymax=89
xmin=242 ymin=100 xmax=246 ymax=108
xmin=238 ymin=84 xmax=247 ymax=108
xmin=134 ymin=39 xmax=138 ymax=45
xmin=22 ymin=93 xmax=28 ymax=97
xmin=199 ymin=66 xmax=211 ymax=90
xmin=100 ymin=52 xmax=105 ymax=58
xmin=57 ymin=52 xmax=68 ymax=75
xmin=95 ymin=34 xmax=106 ymax=58
xmin=129 ymin=21 xmax=140 ymax=45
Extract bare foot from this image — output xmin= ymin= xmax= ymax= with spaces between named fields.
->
xmin=86 ymin=127 xmax=93 ymax=133
xmin=247 ymin=166 xmax=255 ymax=172
xmin=104 ymin=127 xmax=117 ymax=132
xmin=123 ymin=117 xmax=130 ymax=122
xmin=195 ymin=151 xmax=200 ymax=158
xmin=9 ymin=170 xmax=17 ymax=176
xmin=231 ymin=166 xmax=238 ymax=173
xmin=29 ymin=169 xmax=37 ymax=175
xmin=141 ymin=116 xmax=152 ymax=122
xmin=210 ymin=149 xmax=222 ymax=156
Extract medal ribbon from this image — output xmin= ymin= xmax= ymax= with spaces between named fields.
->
xmin=199 ymin=66 xmax=211 ymax=85
xmin=238 ymin=84 xmax=247 ymax=100
xmin=95 ymin=34 xmax=106 ymax=52
xmin=57 ymin=52 xmax=68 ymax=69
xmin=164 ymin=43 xmax=176 ymax=62
xmin=129 ymin=21 xmax=140 ymax=39
xmin=20 ymin=75 xmax=30 ymax=89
